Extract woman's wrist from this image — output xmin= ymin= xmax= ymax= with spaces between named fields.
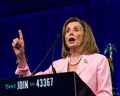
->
xmin=16 ymin=55 xmax=28 ymax=68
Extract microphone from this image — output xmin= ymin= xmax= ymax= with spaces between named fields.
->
xmin=31 ymin=34 xmax=60 ymax=76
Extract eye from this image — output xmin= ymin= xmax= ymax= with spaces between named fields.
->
xmin=74 ymin=28 xmax=80 ymax=32
xmin=75 ymin=29 xmax=79 ymax=31
xmin=66 ymin=28 xmax=70 ymax=33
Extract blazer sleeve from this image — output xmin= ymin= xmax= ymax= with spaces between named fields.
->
xmin=15 ymin=63 xmax=53 ymax=77
xmin=15 ymin=64 xmax=32 ymax=77
xmin=96 ymin=56 xmax=113 ymax=96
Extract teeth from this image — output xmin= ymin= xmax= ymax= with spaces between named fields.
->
xmin=69 ymin=38 xmax=75 ymax=43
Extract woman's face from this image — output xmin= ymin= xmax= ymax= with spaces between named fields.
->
xmin=65 ymin=21 xmax=84 ymax=50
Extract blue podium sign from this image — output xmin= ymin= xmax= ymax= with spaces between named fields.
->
xmin=0 ymin=72 xmax=95 ymax=96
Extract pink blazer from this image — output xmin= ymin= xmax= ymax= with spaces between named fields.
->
xmin=15 ymin=53 xmax=113 ymax=96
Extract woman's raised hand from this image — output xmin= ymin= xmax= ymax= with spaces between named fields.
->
xmin=12 ymin=29 xmax=27 ymax=67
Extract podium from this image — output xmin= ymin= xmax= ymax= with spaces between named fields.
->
xmin=0 ymin=72 xmax=95 ymax=96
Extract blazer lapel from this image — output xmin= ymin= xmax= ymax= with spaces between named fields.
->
xmin=76 ymin=55 xmax=89 ymax=75
xmin=60 ymin=56 xmax=89 ymax=74
xmin=61 ymin=57 xmax=69 ymax=72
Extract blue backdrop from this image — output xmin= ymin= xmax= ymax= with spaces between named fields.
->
xmin=0 ymin=0 xmax=120 ymax=94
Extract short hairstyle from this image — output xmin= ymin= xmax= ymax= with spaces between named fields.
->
xmin=61 ymin=17 xmax=99 ymax=58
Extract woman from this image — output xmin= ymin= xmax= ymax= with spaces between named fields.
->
xmin=12 ymin=17 xmax=112 ymax=95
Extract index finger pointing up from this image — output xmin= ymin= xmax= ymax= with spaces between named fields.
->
xmin=18 ymin=29 xmax=24 ymax=40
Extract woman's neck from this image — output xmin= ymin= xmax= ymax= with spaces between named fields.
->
xmin=70 ymin=48 xmax=82 ymax=57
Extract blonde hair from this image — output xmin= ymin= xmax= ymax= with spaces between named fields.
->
xmin=61 ymin=17 xmax=99 ymax=58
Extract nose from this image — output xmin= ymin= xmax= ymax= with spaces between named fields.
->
xmin=69 ymin=30 xmax=73 ymax=36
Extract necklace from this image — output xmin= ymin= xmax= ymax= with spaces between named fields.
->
xmin=68 ymin=55 xmax=82 ymax=65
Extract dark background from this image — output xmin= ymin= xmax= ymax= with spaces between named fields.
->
xmin=0 ymin=0 xmax=120 ymax=95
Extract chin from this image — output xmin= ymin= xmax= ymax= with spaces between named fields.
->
xmin=69 ymin=45 xmax=77 ymax=49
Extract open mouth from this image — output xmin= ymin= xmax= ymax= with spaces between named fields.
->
xmin=69 ymin=37 xmax=75 ymax=43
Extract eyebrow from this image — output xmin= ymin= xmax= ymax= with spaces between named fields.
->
xmin=74 ymin=26 xmax=81 ymax=28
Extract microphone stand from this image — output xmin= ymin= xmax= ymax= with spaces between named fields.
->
xmin=31 ymin=34 xmax=60 ymax=76
xmin=51 ymin=46 xmax=56 ymax=74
